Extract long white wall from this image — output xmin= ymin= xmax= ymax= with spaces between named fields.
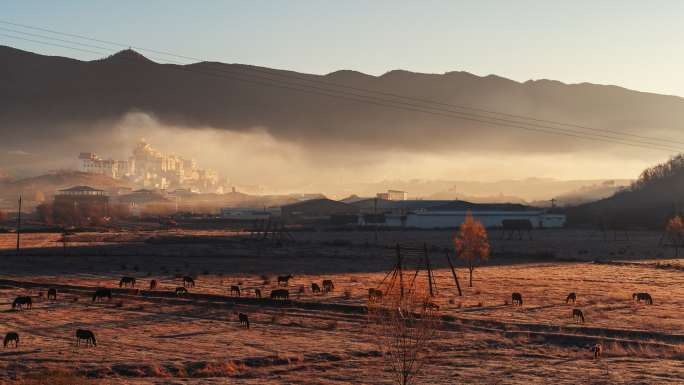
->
xmin=368 ymin=210 xmax=565 ymax=229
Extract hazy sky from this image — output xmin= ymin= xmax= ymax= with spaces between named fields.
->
xmin=4 ymin=0 xmax=684 ymax=96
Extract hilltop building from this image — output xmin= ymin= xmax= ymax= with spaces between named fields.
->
xmin=376 ymin=190 xmax=408 ymax=201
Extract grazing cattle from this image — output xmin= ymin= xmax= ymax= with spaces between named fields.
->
xmin=119 ymin=276 xmax=136 ymax=288
xmin=566 ymin=292 xmax=576 ymax=304
xmin=511 ymin=292 xmax=523 ymax=307
xmin=592 ymin=343 xmax=603 ymax=359
xmin=92 ymin=289 xmax=112 ymax=302
xmin=75 ymin=329 xmax=97 ymax=347
xmin=230 ymin=285 xmax=241 ymax=296
xmin=3 ymin=332 xmax=18 ymax=348
xmin=182 ymin=276 xmax=195 ymax=288
xmin=175 ymin=287 xmax=188 ymax=296
xmin=239 ymin=313 xmax=250 ymax=329
xmin=368 ymin=288 xmax=384 ymax=302
xmin=322 ymin=280 xmax=334 ymax=293
xmin=633 ymin=292 xmax=653 ymax=304
xmin=270 ymin=289 xmax=289 ymax=300
xmin=311 ymin=283 xmax=321 ymax=294
xmin=149 ymin=280 xmax=157 ymax=290
xmin=572 ymin=308 xmax=585 ymax=323
xmin=254 ymin=288 xmax=262 ymax=298
xmin=12 ymin=296 xmax=32 ymax=310
xmin=47 ymin=288 xmax=57 ymax=300
xmin=277 ymin=274 xmax=293 ymax=286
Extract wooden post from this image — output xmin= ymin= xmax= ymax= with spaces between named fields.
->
xmin=16 ymin=195 xmax=22 ymax=255
xmin=445 ymin=250 xmax=462 ymax=297
xmin=424 ymin=243 xmax=434 ymax=297
xmin=396 ymin=243 xmax=403 ymax=298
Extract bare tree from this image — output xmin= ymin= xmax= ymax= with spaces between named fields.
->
xmin=368 ymin=283 xmax=439 ymax=385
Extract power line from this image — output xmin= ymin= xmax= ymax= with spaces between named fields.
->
xmin=2 ymin=19 xmax=681 ymax=147
xmin=2 ymin=26 xmax=683 ymax=153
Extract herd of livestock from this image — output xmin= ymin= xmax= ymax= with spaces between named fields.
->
xmin=2 ymin=274 xmax=656 ymax=360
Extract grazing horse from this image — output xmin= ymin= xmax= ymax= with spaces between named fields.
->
xmin=277 ymin=274 xmax=293 ymax=286
xmin=75 ymin=329 xmax=97 ymax=347
xmin=239 ymin=313 xmax=250 ymax=329
xmin=254 ymin=288 xmax=262 ymax=298
xmin=12 ymin=296 xmax=32 ymax=310
xmin=230 ymin=285 xmax=241 ymax=296
xmin=572 ymin=308 xmax=585 ymax=323
xmin=182 ymin=276 xmax=195 ymax=288
xmin=565 ymin=292 xmax=576 ymax=304
xmin=175 ymin=287 xmax=188 ymax=296
xmin=47 ymin=288 xmax=57 ymax=300
xmin=270 ymin=289 xmax=289 ymax=300
xmin=3 ymin=332 xmax=18 ymax=348
xmin=592 ymin=343 xmax=603 ymax=359
xmin=322 ymin=280 xmax=334 ymax=293
xmin=92 ymin=289 xmax=112 ymax=302
xmin=511 ymin=292 xmax=523 ymax=307
xmin=149 ymin=280 xmax=158 ymax=290
xmin=311 ymin=283 xmax=321 ymax=294
xmin=368 ymin=288 xmax=383 ymax=302
xmin=119 ymin=276 xmax=136 ymax=288
xmin=633 ymin=292 xmax=653 ymax=304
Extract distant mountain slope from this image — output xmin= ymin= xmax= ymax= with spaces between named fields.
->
xmin=566 ymin=156 xmax=684 ymax=229
xmin=3 ymin=45 xmax=684 ymax=159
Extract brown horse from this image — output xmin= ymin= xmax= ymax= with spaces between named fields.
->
xmin=311 ymin=283 xmax=321 ymax=294
xmin=511 ymin=292 xmax=523 ymax=307
xmin=322 ymin=280 xmax=335 ymax=293
xmin=277 ymin=275 xmax=293 ymax=286
xmin=92 ymin=288 xmax=112 ymax=302
xmin=633 ymin=292 xmax=653 ymax=304
xmin=47 ymin=288 xmax=57 ymax=300
xmin=3 ymin=332 xmax=18 ymax=348
xmin=368 ymin=288 xmax=383 ymax=302
xmin=182 ymin=276 xmax=195 ymax=288
xmin=12 ymin=296 xmax=32 ymax=310
xmin=75 ymin=329 xmax=97 ymax=347
xmin=239 ymin=313 xmax=250 ymax=329
xmin=230 ymin=285 xmax=241 ymax=297
xmin=592 ymin=343 xmax=603 ymax=359
xmin=149 ymin=280 xmax=158 ymax=290
xmin=270 ymin=289 xmax=289 ymax=300
xmin=565 ymin=292 xmax=576 ymax=304
xmin=572 ymin=308 xmax=585 ymax=323
xmin=119 ymin=276 xmax=136 ymax=288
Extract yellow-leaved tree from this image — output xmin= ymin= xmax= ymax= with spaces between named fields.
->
xmin=454 ymin=210 xmax=490 ymax=287
xmin=666 ymin=215 xmax=684 ymax=256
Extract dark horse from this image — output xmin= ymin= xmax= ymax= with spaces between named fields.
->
xmin=633 ymin=292 xmax=653 ymax=304
xmin=277 ymin=274 xmax=293 ymax=286
xmin=175 ymin=286 xmax=188 ymax=296
xmin=47 ymin=288 xmax=57 ymax=300
xmin=311 ymin=283 xmax=321 ymax=294
xmin=368 ymin=288 xmax=383 ymax=302
xmin=182 ymin=276 xmax=195 ymax=288
xmin=3 ymin=332 xmax=19 ymax=348
xmin=149 ymin=280 xmax=158 ymax=290
xmin=239 ymin=313 xmax=250 ymax=329
xmin=12 ymin=296 xmax=32 ymax=310
xmin=572 ymin=308 xmax=585 ymax=323
xmin=92 ymin=288 xmax=112 ymax=302
xmin=322 ymin=280 xmax=335 ymax=293
xmin=511 ymin=292 xmax=523 ymax=307
xmin=119 ymin=276 xmax=136 ymax=288
xmin=230 ymin=286 xmax=241 ymax=296
xmin=592 ymin=343 xmax=603 ymax=359
xmin=566 ymin=292 xmax=576 ymax=304
xmin=75 ymin=329 xmax=97 ymax=347
xmin=270 ymin=289 xmax=289 ymax=300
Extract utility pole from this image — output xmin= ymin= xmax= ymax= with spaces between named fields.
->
xmin=16 ymin=195 xmax=22 ymax=255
